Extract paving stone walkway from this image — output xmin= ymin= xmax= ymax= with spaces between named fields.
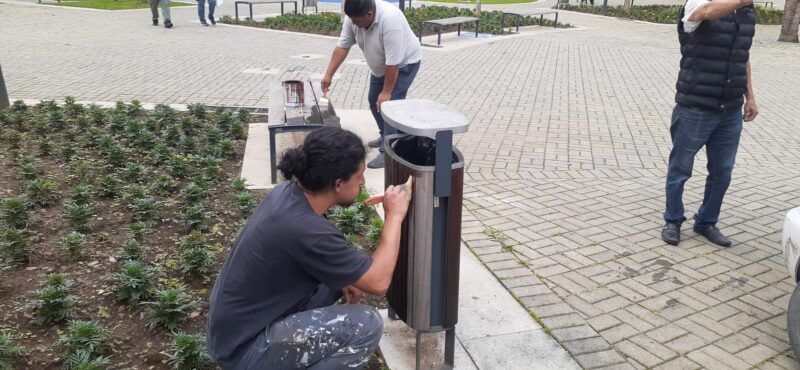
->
xmin=2 ymin=1 xmax=800 ymax=368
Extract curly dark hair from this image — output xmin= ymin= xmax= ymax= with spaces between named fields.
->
xmin=277 ymin=127 xmax=366 ymax=192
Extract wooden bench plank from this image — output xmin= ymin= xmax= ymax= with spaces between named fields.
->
xmin=502 ymin=9 xmax=558 ymax=32
xmin=423 ymin=16 xmax=478 ymax=26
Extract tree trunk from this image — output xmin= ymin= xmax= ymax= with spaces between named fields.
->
xmin=779 ymin=0 xmax=800 ymax=42
xmin=0 ymin=64 xmax=9 ymax=110
xmin=623 ymin=0 xmax=632 ymax=10
xmin=475 ymin=0 xmax=481 ymax=17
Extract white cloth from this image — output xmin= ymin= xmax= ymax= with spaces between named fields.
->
xmin=682 ymin=0 xmax=711 ymax=33
xmin=337 ymin=0 xmax=422 ymax=77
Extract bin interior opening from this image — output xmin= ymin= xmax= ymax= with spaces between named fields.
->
xmin=390 ymin=136 xmax=459 ymax=166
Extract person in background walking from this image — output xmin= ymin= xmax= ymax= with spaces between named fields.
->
xmin=150 ymin=0 xmax=173 ymax=28
xmin=198 ymin=0 xmax=217 ymax=26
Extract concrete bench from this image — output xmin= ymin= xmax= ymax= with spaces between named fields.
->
xmin=268 ymin=80 xmax=340 ymax=184
xmin=235 ymin=0 xmax=298 ymax=20
xmin=419 ymin=17 xmax=480 ymax=46
xmin=754 ymin=1 xmax=774 ymax=7
xmin=501 ymin=9 xmax=558 ymax=33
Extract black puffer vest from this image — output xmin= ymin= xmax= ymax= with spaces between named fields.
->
xmin=675 ymin=4 xmax=756 ymax=110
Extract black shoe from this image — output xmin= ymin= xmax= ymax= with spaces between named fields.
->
xmin=201 ymin=21 xmax=209 ymax=26
xmin=209 ymin=16 xmax=216 ymax=25
xmin=367 ymin=154 xmax=385 ymax=169
xmin=164 ymin=20 xmax=173 ymax=28
xmin=661 ymin=222 xmax=681 ymax=246
xmin=153 ymin=18 xmax=158 ymax=26
xmin=367 ymin=137 xmax=381 ymax=148
xmin=694 ymin=225 xmax=732 ymax=247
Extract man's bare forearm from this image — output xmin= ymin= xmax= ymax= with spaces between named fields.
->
xmin=381 ymin=65 xmax=399 ymax=94
xmin=745 ymin=61 xmax=755 ymax=101
xmin=690 ymin=0 xmax=752 ymax=21
xmin=324 ymin=47 xmax=350 ymax=77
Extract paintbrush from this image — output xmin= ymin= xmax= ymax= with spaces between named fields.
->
xmin=364 ymin=175 xmax=413 ymax=206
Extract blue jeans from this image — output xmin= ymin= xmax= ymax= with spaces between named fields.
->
xmin=664 ymin=104 xmax=743 ymax=230
xmin=368 ymin=62 xmax=420 ymax=153
xmin=198 ymin=0 xmax=215 ymax=22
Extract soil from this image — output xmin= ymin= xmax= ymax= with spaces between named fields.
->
xmin=0 ymin=104 xmax=389 ymax=370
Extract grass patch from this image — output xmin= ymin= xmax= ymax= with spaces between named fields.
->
xmin=558 ymin=4 xmax=784 ymax=25
xmin=54 ymin=0 xmax=192 ymax=11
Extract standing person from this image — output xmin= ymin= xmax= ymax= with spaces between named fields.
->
xmin=322 ymin=0 xmax=422 ymax=169
xmin=661 ymin=0 xmax=759 ymax=247
xmin=198 ymin=0 xmax=216 ymax=26
xmin=207 ymin=127 xmax=412 ymax=369
xmin=150 ymin=0 xmax=173 ymax=28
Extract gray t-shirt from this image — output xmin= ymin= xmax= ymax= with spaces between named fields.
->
xmin=206 ymin=181 xmax=372 ymax=368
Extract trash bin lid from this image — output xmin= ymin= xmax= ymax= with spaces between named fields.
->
xmin=381 ymin=100 xmax=469 ymax=139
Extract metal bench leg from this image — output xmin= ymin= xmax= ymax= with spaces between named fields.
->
xmin=249 ymin=3 xmax=253 ymax=19
xmin=516 ymin=15 xmax=520 ymax=33
xmin=475 ymin=20 xmax=479 ymax=38
xmin=540 ymin=14 xmax=544 ymax=27
xmin=445 ymin=328 xmax=456 ymax=368
xmin=235 ymin=3 xmax=239 ymax=20
xmin=294 ymin=2 xmax=297 ymax=14
xmin=457 ymin=23 xmax=461 ymax=36
xmin=437 ymin=25 xmax=442 ymax=46
xmin=554 ymin=13 xmax=558 ymax=27
xmin=281 ymin=3 xmax=284 ymax=15
xmin=270 ymin=129 xmax=278 ymax=184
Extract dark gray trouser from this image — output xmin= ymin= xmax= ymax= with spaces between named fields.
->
xmin=149 ymin=0 xmax=171 ymax=21
xmin=242 ymin=285 xmax=383 ymax=369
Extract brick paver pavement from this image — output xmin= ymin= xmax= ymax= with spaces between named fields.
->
xmin=2 ymin=1 xmax=800 ymax=368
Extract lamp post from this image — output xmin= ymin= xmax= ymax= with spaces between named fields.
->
xmin=0 ymin=63 xmax=9 ymax=109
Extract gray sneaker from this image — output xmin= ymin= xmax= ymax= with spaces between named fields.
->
xmin=367 ymin=153 xmax=384 ymax=169
xmin=367 ymin=137 xmax=382 ymax=148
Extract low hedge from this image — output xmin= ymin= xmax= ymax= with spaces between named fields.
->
xmin=220 ymin=5 xmax=570 ymax=37
xmin=558 ymin=4 xmax=784 ymax=25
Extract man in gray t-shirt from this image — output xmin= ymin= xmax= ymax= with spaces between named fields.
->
xmin=322 ymin=0 xmax=421 ymax=169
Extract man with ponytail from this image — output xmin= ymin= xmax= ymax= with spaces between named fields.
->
xmin=207 ymin=127 xmax=411 ymax=369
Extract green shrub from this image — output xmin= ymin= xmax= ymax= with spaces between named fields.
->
xmin=164 ymin=125 xmax=182 ymax=147
xmin=201 ymin=157 xmax=223 ymax=181
xmin=97 ymin=175 xmax=120 ymax=198
xmin=126 ymin=222 xmax=151 ymax=242
xmin=1 ymin=228 xmax=31 ymax=264
xmin=179 ymin=232 xmax=216 ymax=275
xmin=219 ymin=139 xmax=236 ymax=159
xmin=0 ymin=330 xmax=25 ymax=370
xmin=110 ymin=260 xmax=158 ymax=305
xmin=60 ymin=141 xmax=77 ymax=161
xmin=367 ymin=218 xmax=384 ymax=247
xmin=152 ymin=144 xmax=173 ymax=165
xmin=87 ymin=104 xmax=106 ymax=126
xmin=231 ymin=178 xmax=247 ymax=193
xmin=1 ymin=196 xmax=30 ymax=229
xmin=180 ymin=182 xmax=209 ymax=204
xmin=215 ymin=111 xmax=233 ymax=133
xmin=128 ymin=198 xmax=159 ymax=225
xmin=38 ymin=136 xmax=54 ymax=156
xmin=26 ymin=273 xmax=78 ymax=325
xmin=151 ymin=175 xmax=179 ymax=196
xmin=235 ymin=192 xmax=256 ymax=218
xmin=167 ymin=333 xmax=213 ymax=370
xmin=181 ymin=203 xmax=213 ymax=232
xmin=134 ymin=129 xmax=157 ymax=151
xmin=203 ymin=126 xmax=222 ymax=146
xmin=153 ymin=104 xmax=177 ymax=127
xmin=25 ymin=179 xmax=59 ymax=207
xmin=59 ymin=320 xmax=108 ymax=368
xmin=187 ymin=103 xmax=207 ymax=119
xmin=63 ymin=350 xmax=111 ymax=370
xmin=181 ymin=135 xmax=197 ymax=153
xmin=121 ymin=184 xmax=148 ymax=205
xmin=62 ymin=231 xmax=87 ymax=259
xmin=120 ymin=239 xmax=144 ymax=261
xmin=70 ymin=185 xmax=93 ymax=206
xmin=105 ymin=144 xmax=127 ymax=168
xmin=64 ymin=203 xmax=93 ymax=231
xmin=228 ymin=119 xmax=246 ymax=140
xmin=63 ymin=96 xmax=85 ymax=119
xmin=142 ymin=285 xmax=198 ymax=331
xmin=167 ymin=156 xmax=189 ymax=179
xmin=69 ymin=159 xmax=93 ymax=184
xmin=17 ymin=157 xmax=43 ymax=181
xmin=121 ymin=163 xmax=148 ymax=184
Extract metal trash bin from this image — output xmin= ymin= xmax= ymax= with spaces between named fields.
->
xmin=381 ymin=100 xmax=469 ymax=369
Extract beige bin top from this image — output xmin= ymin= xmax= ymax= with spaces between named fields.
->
xmin=380 ymin=99 xmax=469 ymax=139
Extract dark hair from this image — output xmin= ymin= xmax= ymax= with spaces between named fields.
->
xmin=344 ymin=0 xmax=375 ymax=18
xmin=277 ymin=127 xmax=366 ymax=192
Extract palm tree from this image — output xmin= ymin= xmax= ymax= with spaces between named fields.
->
xmin=779 ymin=0 xmax=800 ymax=42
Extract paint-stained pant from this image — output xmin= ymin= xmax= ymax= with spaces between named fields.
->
xmin=240 ymin=285 xmax=383 ymax=369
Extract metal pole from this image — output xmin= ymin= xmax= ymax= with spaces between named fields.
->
xmin=602 ymin=0 xmax=608 ymax=14
xmin=0 ymin=63 xmax=9 ymax=109
xmin=399 ymin=0 xmax=404 ymax=12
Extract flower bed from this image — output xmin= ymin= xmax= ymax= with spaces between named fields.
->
xmin=0 ymin=98 xmax=387 ymax=369
xmin=558 ymin=4 xmax=784 ymax=25
xmin=221 ymin=5 xmax=570 ymax=36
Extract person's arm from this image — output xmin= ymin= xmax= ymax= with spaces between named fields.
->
xmin=322 ymin=47 xmax=350 ymax=94
xmin=689 ymin=0 xmax=752 ymax=22
xmin=322 ymin=18 xmax=356 ymax=94
xmin=744 ymin=61 xmax=758 ymax=122
xmin=376 ymin=65 xmax=399 ymax=112
xmin=353 ymin=185 xmax=410 ymax=295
